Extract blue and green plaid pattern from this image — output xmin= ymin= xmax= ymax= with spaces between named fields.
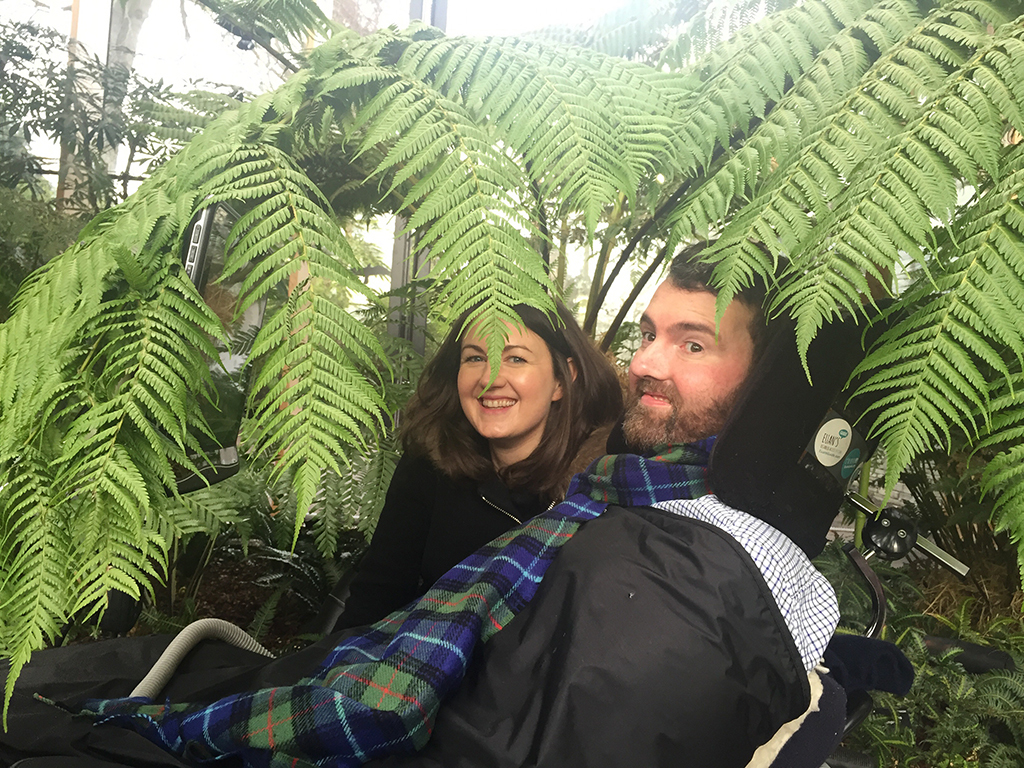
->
xmin=82 ymin=441 xmax=713 ymax=767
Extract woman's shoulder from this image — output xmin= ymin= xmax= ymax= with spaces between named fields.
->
xmin=388 ymin=449 xmax=448 ymax=496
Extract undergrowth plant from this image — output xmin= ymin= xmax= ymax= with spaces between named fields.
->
xmin=3 ymin=0 xmax=1024 ymax=710
xmin=822 ymin=538 xmax=1024 ymax=767
xmin=847 ymin=629 xmax=1024 ymax=768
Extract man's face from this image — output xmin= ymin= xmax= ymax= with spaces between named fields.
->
xmin=624 ymin=281 xmax=756 ymax=449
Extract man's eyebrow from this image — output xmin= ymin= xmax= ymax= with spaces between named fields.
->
xmin=667 ymin=321 xmax=716 ymax=336
xmin=639 ymin=314 xmax=715 ymax=336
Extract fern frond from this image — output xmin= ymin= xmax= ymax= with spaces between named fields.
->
xmin=158 ymin=472 xmax=254 ymax=539
xmin=525 ymin=0 xmax=699 ymax=61
xmin=775 ymin=9 xmax=1021 ymax=353
xmin=660 ymin=0 xmax=801 ymax=70
xmin=386 ymin=37 xmax=652 ymax=230
xmin=310 ymin=439 xmax=397 ymax=557
xmin=978 ymin=376 xmax=1024 ymax=583
xmin=853 ymin=141 xmax=1024 ymax=490
xmin=248 ymin=588 xmax=284 ymax=642
xmin=663 ymin=0 xmax=919 ymax=251
xmin=0 ymin=449 xmax=72 ymax=724
xmin=704 ymin=0 xmax=1008 ymax=317
xmin=247 ymin=281 xmax=387 ymax=542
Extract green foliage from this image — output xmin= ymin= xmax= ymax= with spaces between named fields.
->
xmin=0 ymin=17 xmax=249 ymax=323
xmin=0 ymin=18 xmax=248 ymax=211
xmin=846 ymin=629 xmax=1024 ymax=767
xmin=0 ymin=189 xmax=87 ymax=320
xmin=4 ymin=0 xmax=1024 ymax=713
xmin=821 ymin=543 xmax=1024 ymax=766
xmin=814 ymin=537 xmax=924 ymax=637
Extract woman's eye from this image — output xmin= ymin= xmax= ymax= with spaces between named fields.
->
xmin=507 ymin=356 xmax=527 ymax=364
xmin=462 ymin=354 xmax=485 ymax=364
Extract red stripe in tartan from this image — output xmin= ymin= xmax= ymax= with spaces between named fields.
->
xmin=266 ymin=687 xmax=277 ymax=748
xmin=375 ymin=629 xmax=428 ymax=708
xmin=243 ymin=693 xmax=336 ymax=743
xmin=328 ymin=670 xmax=430 ymax=726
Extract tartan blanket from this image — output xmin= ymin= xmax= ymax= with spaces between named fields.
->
xmin=81 ymin=441 xmax=714 ymax=767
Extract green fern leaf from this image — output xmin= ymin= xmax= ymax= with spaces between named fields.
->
xmin=854 ymin=144 xmax=1024 ymax=489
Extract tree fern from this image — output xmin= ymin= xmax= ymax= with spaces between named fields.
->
xmin=659 ymin=0 xmax=800 ymax=69
xmin=662 ymin=0 xmax=918 ymax=249
xmin=0 ymin=448 xmax=72 ymax=718
xmin=5 ymin=0 xmax=1024 ymax=709
xmin=976 ymin=372 xmax=1024 ymax=583
xmin=526 ymin=0 xmax=700 ymax=61
xmin=774 ymin=6 xmax=1020 ymax=352
xmin=702 ymin=0 xmax=1007 ymax=320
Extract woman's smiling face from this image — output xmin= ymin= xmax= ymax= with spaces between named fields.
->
xmin=457 ymin=322 xmax=564 ymax=469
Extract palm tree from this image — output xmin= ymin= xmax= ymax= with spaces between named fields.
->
xmin=2 ymin=0 xmax=1024 ymax=703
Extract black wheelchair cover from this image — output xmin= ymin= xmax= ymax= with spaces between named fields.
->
xmin=0 ymin=632 xmax=360 ymax=767
xmin=1 ymin=505 xmax=808 ymax=768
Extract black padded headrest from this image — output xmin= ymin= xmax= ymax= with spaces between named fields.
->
xmin=710 ymin=316 xmax=876 ymax=557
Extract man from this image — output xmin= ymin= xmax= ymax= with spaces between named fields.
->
xmin=368 ymin=257 xmax=839 ymax=768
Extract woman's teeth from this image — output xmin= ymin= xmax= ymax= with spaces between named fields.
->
xmin=481 ymin=398 xmax=516 ymax=408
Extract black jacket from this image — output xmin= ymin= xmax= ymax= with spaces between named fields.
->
xmin=371 ymin=504 xmax=811 ymax=768
xmin=334 ymin=452 xmax=549 ymax=629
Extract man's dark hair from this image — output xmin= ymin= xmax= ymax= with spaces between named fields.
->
xmin=666 ymin=254 xmax=769 ymax=359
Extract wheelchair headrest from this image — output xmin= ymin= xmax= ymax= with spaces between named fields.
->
xmin=710 ymin=315 xmax=879 ymax=557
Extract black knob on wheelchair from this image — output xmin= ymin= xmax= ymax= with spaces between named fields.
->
xmin=862 ymin=507 xmax=916 ymax=560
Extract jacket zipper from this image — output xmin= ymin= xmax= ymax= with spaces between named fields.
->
xmin=481 ymin=495 xmax=522 ymax=525
xmin=481 ymin=495 xmax=557 ymax=525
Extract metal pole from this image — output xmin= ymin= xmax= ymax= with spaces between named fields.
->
xmin=430 ymin=0 xmax=448 ymax=29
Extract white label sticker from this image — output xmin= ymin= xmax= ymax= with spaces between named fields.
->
xmin=813 ymin=417 xmax=853 ymax=467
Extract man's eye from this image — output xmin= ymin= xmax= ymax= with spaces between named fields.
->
xmin=684 ymin=342 xmax=704 ymax=353
xmin=641 ymin=331 xmax=655 ymax=343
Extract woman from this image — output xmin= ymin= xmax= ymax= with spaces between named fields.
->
xmin=333 ymin=300 xmax=621 ymax=629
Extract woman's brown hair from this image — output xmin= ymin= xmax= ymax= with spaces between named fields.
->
xmin=399 ymin=301 xmax=622 ymax=500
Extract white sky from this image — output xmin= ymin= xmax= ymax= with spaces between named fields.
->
xmin=3 ymin=0 xmax=626 ymax=92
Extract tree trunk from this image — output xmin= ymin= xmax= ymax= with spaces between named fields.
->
xmin=101 ymin=0 xmax=155 ymax=174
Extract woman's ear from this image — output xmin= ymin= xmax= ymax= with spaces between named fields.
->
xmin=567 ymin=357 xmax=578 ymax=382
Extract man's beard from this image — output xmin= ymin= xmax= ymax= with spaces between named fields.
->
xmin=621 ymin=380 xmax=740 ymax=450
